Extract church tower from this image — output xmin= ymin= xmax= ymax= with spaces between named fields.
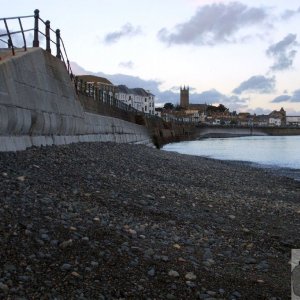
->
xmin=180 ymin=86 xmax=189 ymax=108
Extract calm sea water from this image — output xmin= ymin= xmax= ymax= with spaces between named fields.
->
xmin=163 ymin=136 xmax=300 ymax=180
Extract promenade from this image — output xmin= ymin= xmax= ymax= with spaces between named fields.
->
xmin=0 ymin=142 xmax=299 ymax=299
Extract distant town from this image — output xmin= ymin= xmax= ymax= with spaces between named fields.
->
xmin=76 ymin=75 xmax=300 ymax=127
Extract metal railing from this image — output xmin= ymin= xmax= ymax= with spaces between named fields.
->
xmin=0 ymin=9 xmax=73 ymax=76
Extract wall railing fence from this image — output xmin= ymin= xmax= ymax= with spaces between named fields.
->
xmin=0 ymin=9 xmax=73 ymax=76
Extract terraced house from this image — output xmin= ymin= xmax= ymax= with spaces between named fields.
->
xmin=116 ymin=85 xmax=155 ymax=115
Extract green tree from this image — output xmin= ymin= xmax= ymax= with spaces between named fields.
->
xmin=163 ymin=103 xmax=174 ymax=110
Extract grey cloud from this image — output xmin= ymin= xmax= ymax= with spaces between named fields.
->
xmin=248 ymin=107 xmax=271 ymax=115
xmin=290 ymin=89 xmax=300 ymax=102
xmin=271 ymin=89 xmax=300 ymax=103
xmin=119 ymin=61 xmax=134 ymax=69
xmin=193 ymin=89 xmax=224 ymax=103
xmin=271 ymin=95 xmax=292 ymax=103
xmin=157 ymin=2 xmax=269 ymax=46
xmin=281 ymin=7 xmax=300 ymax=20
xmin=233 ymin=75 xmax=276 ymax=94
xmin=0 ymin=29 xmax=6 ymax=47
xmin=267 ymin=34 xmax=298 ymax=71
xmin=0 ymin=28 xmax=25 ymax=47
xmin=104 ymin=23 xmax=142 ymax=44
xmin=189 ymin=89 xmax=248 ymax=111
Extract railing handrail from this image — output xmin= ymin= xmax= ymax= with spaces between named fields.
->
xmin=0 ymin=15 xmax=33 ymax=21
xmin=0 ymin=9 xmax=73 ymax=77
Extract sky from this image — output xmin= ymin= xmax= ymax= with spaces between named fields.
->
xmin=1 ymin=0 xmax=300 ymax=115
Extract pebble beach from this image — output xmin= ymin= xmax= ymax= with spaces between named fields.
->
xmin=0 ymin=142 xmax=299 ymax=299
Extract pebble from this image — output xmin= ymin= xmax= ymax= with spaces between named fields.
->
xmin=59 ymin=239 xmax=73 ymax=248
xmin=61 ymin=263 xmax=72 ymax=271
xmin=232 ymin=291 xmax=242 ymax=298
xmin=0 ymin=282 xmax=9 ymax=292
xmin=168 ymin=270 xmax=180 ymax=277
xmin=147 ymin=268 xmax=155 ymax=277
xmin=17 ymin=176 xmax=26 ymax=182
xmin=91 ymin=261 xmax=99 ymax=267
xmin=185 ymin=272 xmax=197 ymax=280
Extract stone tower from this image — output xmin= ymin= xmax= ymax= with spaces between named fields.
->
xmin=180 ymin=86 xmax=189 ymax=108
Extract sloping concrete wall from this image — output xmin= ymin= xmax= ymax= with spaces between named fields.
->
xmin=0 ymin=48 xmax=153 ymax=151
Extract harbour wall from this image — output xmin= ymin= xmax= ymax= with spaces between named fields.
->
xmin=195 ymin=126 xmax=267 ymax=139
xmin=0 ymin=48 xmax=153 ymax=152
xmin=195 ymin=126 xmax=300 ymax=139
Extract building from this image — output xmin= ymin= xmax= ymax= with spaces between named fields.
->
xmin=76 ymin=75 xmax=116 ymax=104
xmin=269 ymin=117 xmax=282 ymax=126
xmin=116 ymin=85 xmax=134 ymax=108
xmin=115 ymin=85 xmax=155 ymax=115
xmin=286 ymin=116 xmax=300 ymax=126
xmin=253 ymin=115 xmax=269 ymax=127
xmin=180 ymin=86 xmax=189 ymax=108
xmin=269 ymin=107 xmax=286 ymax=125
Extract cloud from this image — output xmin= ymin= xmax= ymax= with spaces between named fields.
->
xmin=104 ymin=23 xmax=142 ymax=44
xmin=0 ymin=28 xmax=26 ymax=48
xmin=271 ymin=89 xmax=300 ymax=103
xmin=290 ymin=89 xmax=300 ymax=102
xmin=271 ymin=95 xmax=292 ymax=103
xmin=247 ymin=107 xmax=271 ymax=115
xmin=233 ymin=75 xmax=276 ymax=94
xmin=157 ymin=2 xmax=270 ymax=46
xmin=267 ymin=34 xmax=298 ymax=71
xmin=0 ymin=29 xmax=6 ymax=47
xmin=281 ymin=7 xmax=300 ymax=20
xmin=188 ymin=89 xmax=248 ymax=111
xmin=118 ymin=61 xmax=134 ymax=69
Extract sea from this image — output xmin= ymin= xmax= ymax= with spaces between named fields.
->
xmin=163 ymin=135 xmax=300 ymax=181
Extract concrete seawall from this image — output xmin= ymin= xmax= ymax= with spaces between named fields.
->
xmin=0 ymin=48 xmax=153 ymax=151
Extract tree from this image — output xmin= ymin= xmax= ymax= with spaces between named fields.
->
xmin=217 ymin=104 xmax=229 ymax=113
xmin=163 ymin=103 xmax=174 ymax=110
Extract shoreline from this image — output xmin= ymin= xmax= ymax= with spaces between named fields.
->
xmin=0 ymin=142 xmax=299 ymax=299
xmin=170 ymin=153 xmax=300 ymax=182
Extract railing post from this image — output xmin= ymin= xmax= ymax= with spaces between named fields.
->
xmin=33 ymin=9 xmax=39 ymax=47
xmin=95 ymin=87 xmax=98 ymax=100
xmin=56 ymin=29 xmax=61 ymax=59
xmin=45 ymin=20 xmax=51 ymax=53
xmin=7 ymin=38 xmax=12 ymax=48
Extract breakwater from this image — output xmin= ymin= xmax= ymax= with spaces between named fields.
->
xmin=194 ymin=125 xmax=300 ymax=140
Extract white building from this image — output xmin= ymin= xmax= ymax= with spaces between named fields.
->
xmin=269 ymin=117 xmax=282 ymax=126
xmin=115 ymin=85 xmax=133 ymax=108
xmin=115 ymin=85 xmax=155 ymax=115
